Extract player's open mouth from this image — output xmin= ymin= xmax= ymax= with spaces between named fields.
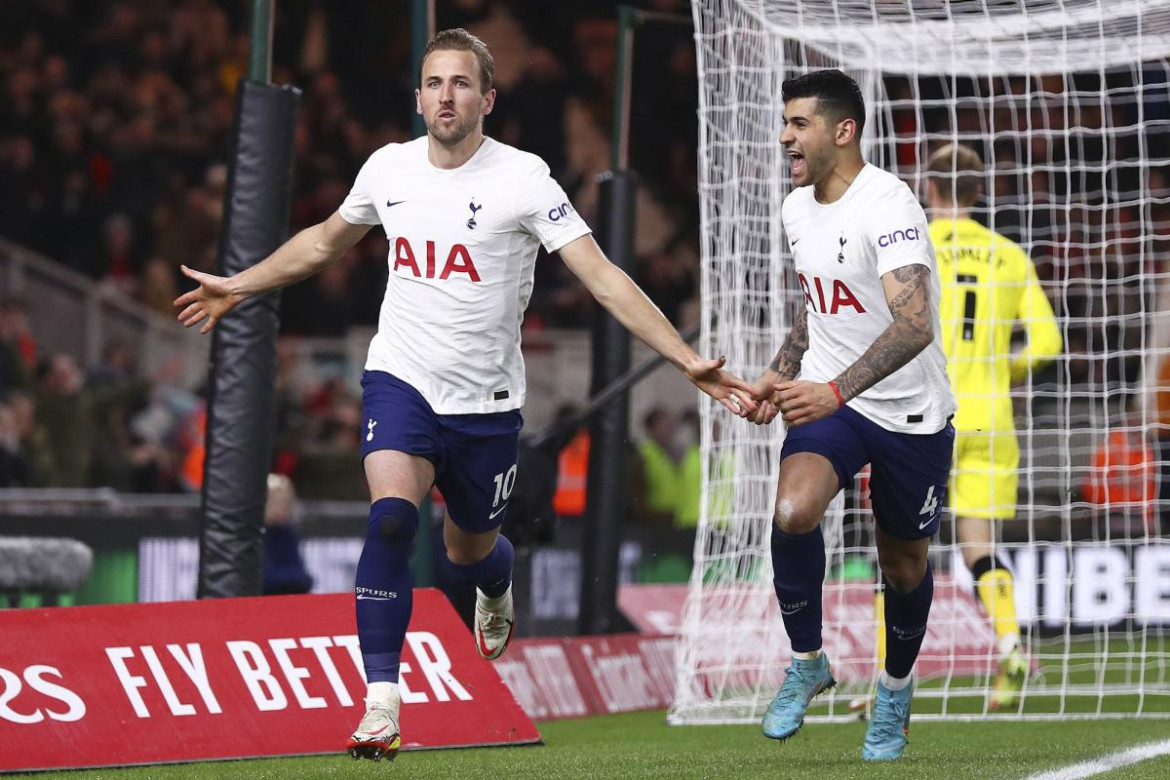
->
xmin=438 ymin=110 xmax=457 ymax=120
xmin=788 ymin=150 xmax=806 ymax=176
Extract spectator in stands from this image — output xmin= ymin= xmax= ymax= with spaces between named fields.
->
xmin=6 ymin=389 xmax=56 ymax=487
xmin=263 ymin=472 xmax=314 ymax=595
xmin=676 ymin=409 xmax=703 ymax=530
xmin=0 ymin=396 xmax=30 ymax=487
xmin=139 ymin=256 xmax=180 ymax=316
xmin=83 ymin=213 xmax=145 ymax=288
xmin=675 ymin=411 xmax=734 ymax=531
xmin=86 ymin=339 xmax=135 ymax=391
xmin=552 ymin=403 xmax=589 ymax=520
xmin=1082 ymin=410 xmax=1157 ymax=537
xmin=91 ymin=399 xmax=165 ymax=493
xmin=34 ymin=353 xmax=92 ymax=487
xmin=0 ymin=297 xmax=36 ymax=392
xmin=630 ymin=407 xmax=681 ymax=528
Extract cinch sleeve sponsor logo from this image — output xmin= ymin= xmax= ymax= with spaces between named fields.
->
xmin=877 ymin=226 xmax=922 ymax=248
xmin=547 ymin=202 xmax=575 ymax=222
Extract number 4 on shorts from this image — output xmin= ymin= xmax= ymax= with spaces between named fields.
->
xmin=919 ymin=485 xmax=939 ymax=517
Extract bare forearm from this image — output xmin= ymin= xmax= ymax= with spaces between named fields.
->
xmin=833 ymin=316 xmax=931 ymax=400
xmin=229 ymin=223 xmax=342 ymax=299
xmin=833 ymin=263 xmax=933 ymax=401
xmin=588 ymin=262 xmax=695 ymax=369
xmin=767 ymin=307 xmax=808 ymax=381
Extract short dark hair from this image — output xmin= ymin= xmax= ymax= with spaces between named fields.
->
xmin=420 ymin=28 xmax=495 ymax=94
xmin=781 ymin=69 xmax=866 ymax=137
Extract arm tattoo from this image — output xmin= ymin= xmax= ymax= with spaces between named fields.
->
xmin=767 ymin=306 xmax=808 ymax=381
xmin=833 ymin=264 xmax=933 ymax=401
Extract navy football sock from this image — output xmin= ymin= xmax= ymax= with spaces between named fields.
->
xmin=443 ymin=533 xmax=514 ymax=598
xmin=355 ymin=497 xmax=418 ymax=683
xmin=771 ymin=525 xmax=826 ymax=653
xmin=883 ymin=562 xmax=934 ymax=679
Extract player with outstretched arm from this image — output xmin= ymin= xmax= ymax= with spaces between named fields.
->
xmin=175 ymin=28 xmax=757 ymax=761
xmin=747 ymin=70 xmax=956 ymax=762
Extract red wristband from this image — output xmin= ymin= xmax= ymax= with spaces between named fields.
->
xmin=828 ymin=381 xmax=845 ymax=408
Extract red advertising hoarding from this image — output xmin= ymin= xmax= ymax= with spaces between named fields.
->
xmin=0 ymin=590 xmax=539 ymax=772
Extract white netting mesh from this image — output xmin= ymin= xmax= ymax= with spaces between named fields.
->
xmin=676 ymin=0 xmax=1170 ymax=723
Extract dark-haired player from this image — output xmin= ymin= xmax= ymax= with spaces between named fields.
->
xmin=748 ymin=69 xmax=956 ymax=761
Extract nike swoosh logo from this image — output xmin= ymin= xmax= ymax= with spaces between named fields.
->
xmin=477 ymin=628 xmax=492 ymax=657
xmin=477 ymin=622 xmax=514 ymax=658
xmin=918 ymin=519 xmax=935 ymax=530
xmin=790 ymin=238 xmax=800 ymax=245
xmin=386 ymin=200 xmax=406 ymax=207
xmin=356 ymin=595 xmax=394 ymax=601
xmin=488 ymin=504 xmax=508 ymax=520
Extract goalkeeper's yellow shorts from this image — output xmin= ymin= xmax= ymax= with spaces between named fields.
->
xmin=950 ymin=431 xmax=1019 ymax=520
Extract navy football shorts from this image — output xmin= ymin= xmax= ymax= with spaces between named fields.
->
xmin=780 ymin=405 xmax=955 ymax=540
xmin=360 ymin=371 xmax=522 ymax=533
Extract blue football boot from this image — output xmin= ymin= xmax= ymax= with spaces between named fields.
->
xmin=862 ymin=677 xmax=914 ymax=761
xmin=761 ymin=653 xmax=836 ymax=740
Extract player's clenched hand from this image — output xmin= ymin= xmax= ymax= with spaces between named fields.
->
xmin=772 ymin=380 xmax=840 ymax=427
xmin=685 ymin=356 xmax=759 ymax=417
xmin=174 ymin=265 xmax=245 ymax=334
xmin=748 ymin=370 xmax=782 ymax=426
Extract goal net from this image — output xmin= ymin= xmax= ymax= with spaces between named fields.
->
xmin=676 ymin=0 xmax=1170 ymax=723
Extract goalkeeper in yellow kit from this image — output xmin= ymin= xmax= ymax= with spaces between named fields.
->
xmin=873 ymin=143 xmax=1062 ymax=710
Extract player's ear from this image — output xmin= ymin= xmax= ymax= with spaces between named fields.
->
xmin=836 ymin=117 xmax=858 ymax=146
xmin=482 ymin=88 xmax=496 ymax=117
xmin=415 ymin=89 xmax=422 ymax=116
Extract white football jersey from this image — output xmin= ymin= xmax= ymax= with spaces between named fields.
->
xmin=782 ymin=163 xmax=957 ymax=433
xmin=339 ymin=136 xmax=591 ymax=415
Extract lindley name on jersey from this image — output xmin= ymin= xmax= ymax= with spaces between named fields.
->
xmin=392 ymin=237 xmax=481 ymax=282
xmin=798 ymin=272 xmax=866 ymax=315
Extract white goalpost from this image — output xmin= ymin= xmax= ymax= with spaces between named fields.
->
xmin=675 ymin=0 xmax=1170 ymax=723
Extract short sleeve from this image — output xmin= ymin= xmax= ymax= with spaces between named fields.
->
xmin=338 ymin=154 xmax=383 ymax=226
xmin=512 ymin=158 xmax=592 ymax=253
xmin=866 ymin=184 xmax=934 ymax=278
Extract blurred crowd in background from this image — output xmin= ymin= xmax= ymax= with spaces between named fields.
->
xmin=0 ymin=0 xmax=701 ymax=333
xmin=0 ymin=0 xmax=701 ymax=499
xmin=1 ymin=0 xmax=1168 ymax=527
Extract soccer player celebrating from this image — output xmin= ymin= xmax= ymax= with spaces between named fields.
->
xmin=925 ymin=142 xmax=1062 ymax=708
xmin=175 ymin=28 xmax=756 ymax=761
xmin=748 ymin=70 xmax=956 ymax=761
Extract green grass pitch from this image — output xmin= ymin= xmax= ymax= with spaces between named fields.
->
xmin=16 ymin=709 xmax=1170 ymax=780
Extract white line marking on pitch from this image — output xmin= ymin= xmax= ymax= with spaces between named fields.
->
xmin=1024 ymin=738 xmax=1170 ymax=780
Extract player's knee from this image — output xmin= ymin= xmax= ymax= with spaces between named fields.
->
xmin=879 ymin=551 xmax=928 ymax=592
xmin=368 ymin=498 xmax=418 ymax=549
xmin=445 ymin=532 xmax=496 ymax=566
xmin=773 ymin=497 xmax=821 ymax=535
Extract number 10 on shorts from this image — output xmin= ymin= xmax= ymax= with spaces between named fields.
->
xmin=492 ymin=464 xmax=518 ymax=508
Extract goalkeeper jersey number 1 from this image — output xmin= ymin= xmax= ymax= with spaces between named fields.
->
xmin=931 ymin=217 xmax=1062 ymax=434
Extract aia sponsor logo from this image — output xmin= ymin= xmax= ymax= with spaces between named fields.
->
xmin=392 ymin=237 xmax=480 ymax=282
xmin=878 ymin=226 xmax=922 ymax=247
xmin=798 ymin=273 xmax=866 ymax=315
